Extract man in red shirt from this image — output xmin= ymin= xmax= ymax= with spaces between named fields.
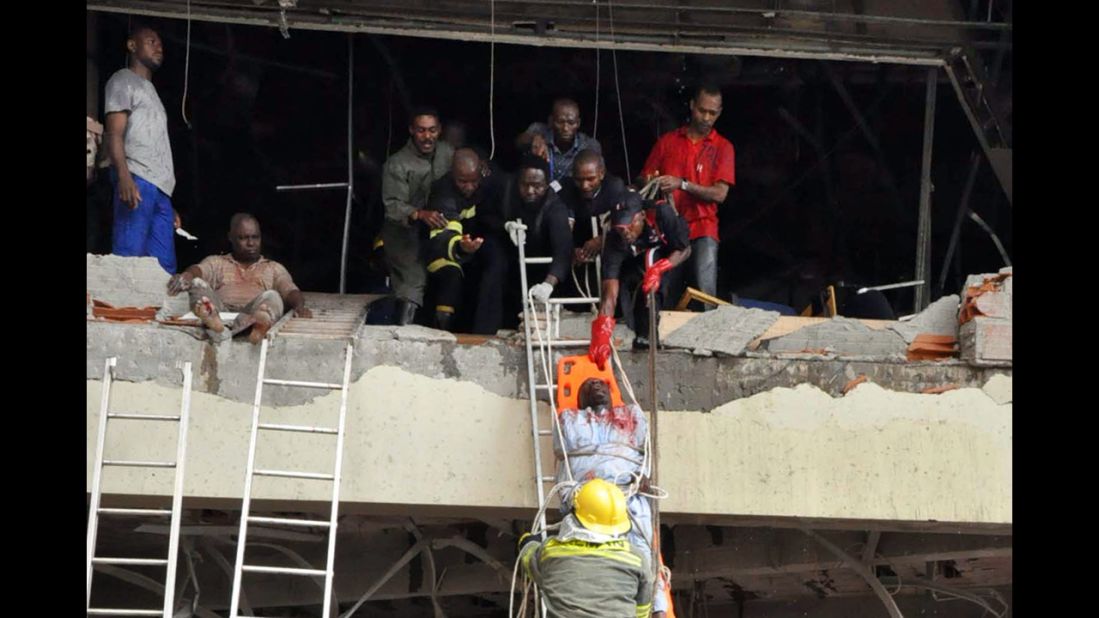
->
xmin=640 ymin=84 xmax=735 ymax=309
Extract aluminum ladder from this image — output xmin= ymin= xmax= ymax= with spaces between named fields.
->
xmin=87 ymin=358 xmax=194 ymax=617
xmin=515 ymin=216 xmax=602 ymax=535
xmin=228 ymin=319 xmax=355 ymax=617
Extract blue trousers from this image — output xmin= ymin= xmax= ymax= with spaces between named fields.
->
xmin=111 ymin=171 xmax=176 ymax=274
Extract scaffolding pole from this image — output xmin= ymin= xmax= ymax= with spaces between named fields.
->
xmin=914 ymin=67 xmax=937 ymax=312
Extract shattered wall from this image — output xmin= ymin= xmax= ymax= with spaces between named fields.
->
xmin=87 ymin=255 xmax=1011 ymax=529
xmin=87 ymin=361 xmax=1011 ymax=528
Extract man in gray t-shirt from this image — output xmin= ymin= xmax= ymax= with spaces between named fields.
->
xmin=104 ymin=24 xmax=178 ymax=274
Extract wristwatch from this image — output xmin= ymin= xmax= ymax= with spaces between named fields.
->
xmin=680 ymin=179 xmax=689 ymax=191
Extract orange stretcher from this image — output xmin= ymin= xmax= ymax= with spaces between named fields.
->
xmin=555 ymin=354 xmax=624 ymax=411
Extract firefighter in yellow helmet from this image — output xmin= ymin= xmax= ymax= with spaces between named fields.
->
xmin=519 ymin=478 xmax=654 ymax=618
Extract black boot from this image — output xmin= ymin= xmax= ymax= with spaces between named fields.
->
xmin=435 ymin=310 xmax=454 ymax=332
xmin=395 ymin=298 xmax=418 ymax=326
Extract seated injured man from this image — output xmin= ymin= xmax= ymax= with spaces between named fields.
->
xmin=166 ymin=213 xmax=312 ymax=343
xmin=553 ymin=376 xmax=670 ymax=617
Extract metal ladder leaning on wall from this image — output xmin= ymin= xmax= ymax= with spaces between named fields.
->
xmin=228 ymin=311 xmax=357 ymax=618
xmin=515 ymin=216 xmax=602 ymax=535
xmin=87 ymin=358 xmax=194 ymax=617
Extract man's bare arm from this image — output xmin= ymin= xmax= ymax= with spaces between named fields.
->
xmin=167 ymin=265 xmax=204 ymax=295
xmin=599 ymin=278 xmax=620 ymax=317
xmin=655 ymin=175 xmax=729 ymax=204
xmin=285 ymin=289 xmax=313 ymax=318
xmin=666 ymin=245 xmax=692 ymax=269
xmin=683 ymin=179 xmax=729 ymax=204
xmin=105 ymin=112 xmax=141 ymax=209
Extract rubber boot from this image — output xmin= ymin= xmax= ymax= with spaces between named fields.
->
xmin=396 ymin=298 xmax=418 ymax=326
xmin=435 ymin=310 xmax=455 ymax=332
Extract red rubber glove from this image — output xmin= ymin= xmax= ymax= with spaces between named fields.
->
xmin=642 ymin=258 xmax=675 ymax=295
xmin=589 ymin=315 xmax=616 ymax=370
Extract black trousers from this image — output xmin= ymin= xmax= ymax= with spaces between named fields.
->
xmin=460 ymin=234 xmax=510 ymax=335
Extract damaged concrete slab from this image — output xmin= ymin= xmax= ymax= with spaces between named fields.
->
xmin=889 ymin=294 xmax=960 ymax=343
xmin=762 ymin=316 xmax=909 ymax=359
xmin=662 ymin=305 xmax=781 ymax=356
xmin=87 ymin=253 xmax=189 ymax=315
xmin=85 ymin=253 xmax=1012 ymax=413
xmin=88 ymin=319 xmax=1011 ymax=411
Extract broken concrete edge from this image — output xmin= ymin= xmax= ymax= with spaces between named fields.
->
xmin=662 ymin=305 xmax=781 ymax=356
xmin=89 ymin=316 xmax=1009 ymax=397
xmin=841 ymin=377 xmax=1010 ymax=406
xmin=89 ymin=317 xmax=1012 ymax=410
xmin=888 ymin=294 xmax=960 ymax=343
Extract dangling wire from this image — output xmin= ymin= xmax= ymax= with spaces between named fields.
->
xmin=608 ymin=0 xmax=630 ymax=179
xmin=592 ymin=0 xmax=600 ymax=140
xmin=488 ymin=0 xmax=497 ymax=160
xmin=182 ymin=0 xmax=194 ymax=129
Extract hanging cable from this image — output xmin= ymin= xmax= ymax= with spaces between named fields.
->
xmin=489 ymin=0 xmax=497 ymax=160
xmin=608 ymin=0 xmax=630 ymax=179
xmin=592 ymin=0 xmax=600 ymax=140
xmin=182 ymin=0 xmax=193 ymax=128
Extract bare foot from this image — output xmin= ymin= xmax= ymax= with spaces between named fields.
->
xmin=193 ymin=298 xmax=225 ymax=333
xmin=248 ymin=303 xmax=275 ymax=344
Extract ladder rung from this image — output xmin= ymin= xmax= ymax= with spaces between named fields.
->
xmin=537 ymin=429 xmax=553 ymax=436
xmin=103 ymin=460 xmax=176 ymax=468
xmin=263 ymin=378 xmax=343 ymax=390
xmin=248 ymin=515 xmax=332 ymax=528
xmin=548 ymin=339 xmax=590 ymax=346
xmin=540 ymin=475 xmax=556 ymax=482
xmin=254 ymin=469 xmax=335 ymax=481
xmin=535 ymin=383 xmax=555 ymax=390
xmin=92 ymin=557 xmax=169 ymax=566
xmin=98 ymin=507 xmax=172 ymax=517
xmin=241 ymin=564 xmax=328 ymax=577
xmin=524 ymin=257 xmax=553 ymax=264
xmin=545 ymin=297 xmax=600 ymax=305
xmin=87 ymin=609 xmax=163 ymax=616
xmin=108 ymin=412 xmax=181 ymax=421
xmin=258 ymin=422 xmax=339 ymax=435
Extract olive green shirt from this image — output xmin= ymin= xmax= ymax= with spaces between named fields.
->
xmin=381 ymin=139 xmax=454 ymax=226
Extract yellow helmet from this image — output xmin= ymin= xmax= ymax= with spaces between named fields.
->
xmin=572 ymin=478 xmax=631 ymax=536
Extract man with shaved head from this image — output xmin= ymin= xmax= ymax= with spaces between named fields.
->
xmin=423 ymin=148 xmax=510 ymax=333
xmin=421 ymin=148 xmax=488 ymax=330
xmin=516 ymin=98 xmax=602 ymax=183
xmin=166 ymin=213 xmax=312 ymax=344
xmin=104 ymin=22 xmax=181 ymax=274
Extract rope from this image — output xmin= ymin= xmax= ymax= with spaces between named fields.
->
xmin=182 ymin=0 xmax=193 ymax=129
xmin=592 ymin=0 xmax=600 ymax=140
xmin=527 ymin=289 xmax=575 ymax=483
xmin=489 ymin=0 xmax=497 ymax=160
xmin=608 ymin=0 xmax=630 ymax=179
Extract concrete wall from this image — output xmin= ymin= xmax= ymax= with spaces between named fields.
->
xmin=88 ymin=364 xmax=1012 ymax=529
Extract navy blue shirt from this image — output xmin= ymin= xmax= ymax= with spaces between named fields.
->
xmin=525 ymin=121 xmax=603 ymax=182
